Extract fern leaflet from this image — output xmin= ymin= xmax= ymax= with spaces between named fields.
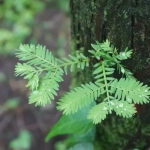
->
xmin=15 ymin=44 xmax=89 ymax=106
xmin=110 ymin=78 xmax=150 ymax=104
xmin=57 ymin=82 xmax=105 ymax=114
xmin=87 ymin=102 xmax=109 ymax=124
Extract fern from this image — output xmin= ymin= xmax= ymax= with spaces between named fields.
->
xmin=110 ymin=78 xmax=150 ymax=104
xmin=57 ymin=82 xmax=105 ymax=114
xmin=15 ymin=40 xmax=150 ymax=124
xmin=16 ymin=44 xmax=58 ymax=69
xmin=87 ymin=102 xmax=109 ymax=124
xmin=15 ymin=44 xmax=89 ymax=106
xmin=29 ymin=68 xmax=63 ymax=106
xmin=58 ymin=53 xmax=89 ymax=74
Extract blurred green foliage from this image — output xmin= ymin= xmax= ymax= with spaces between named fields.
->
xmin=0 ymin=0 xmax=70 ymax=55
xmin=57 ymin=0 xmax=70 ymax=13
xmin=55 ymin=142 xmax=68 ymax=150
xmin=9 ymin=129 xmax=32 ymax=150
xmin=5 ymin=97 xmax=20 ymax=109
xmin=0 ymin=0 xmax=45 ymax=55
xmin=0 ymin=72 xmax=6 ymax=82
xmin=44 ymin=0 xmax=70 ymax=12
xmin=0 ymin=0 xmax=70 ymax=149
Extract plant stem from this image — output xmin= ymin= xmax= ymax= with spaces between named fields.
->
xmin=102 ymin=62 xmax=111 ymax=111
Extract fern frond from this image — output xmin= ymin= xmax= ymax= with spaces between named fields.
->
xmin=15 ymin=63 xmax=41 ymax=90
xmin=116 ymin=47 xmax=133 ymax=60
xmin=115 ymin=61 xmax=133 ymax=78
xmin=93 ymin=62 xmax=115 ymax=84
xmin=97 ymin=40 xmax=112 ymax=52
xmin=110 ymin=78 xmax=150 ymax=104
xmin=16 ymin=44 xmax=58 ymax=69
xmin=87 ymin=102 xmax=109 ymax=124
xmin=14 ymin=40 xmax=150 ymax=124
xmin=29 ymin=68 xmax=63 ymax=106
xmin=15 ymin=63 xmax=38 ymax=77
xmin=111 ymin=47 xmax=133 ymax=77
xmin=87 ymin=100 xmax=136 ymax=124
xmin=58 ymin=53 xmax=89 ymax=74
xmin=89 ymin=40 xmax=114 ymax=61
xmin=91 ymin=40 xmax=112 ymax=53
xmin=57 ymin=82 xmax=105 ymax=115
xmin=110 ymin=100 xmax=136 ymax=118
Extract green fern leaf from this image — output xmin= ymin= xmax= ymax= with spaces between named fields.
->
xmin=117 ymin=48 xmax=133 ymax=60
xmin=15 ymin=63 xmax=38 ymax=77
xmin=110 ymin=78 xmax=150 ymax=104
xmin=93 ymin=62 xmax=115 ymax=85
xmin=115 ymin=62 xmax=133 ymax=77
xmin=15 ymin=63 xmax=41 ymax=90
xmin=16 ymin=44 xmax=58 ymax=69
xmin=57 ymin=82 xmax=105 ymax=115
xmin=14 ymin=40 xmax=150 ymax=124
xmin=29 ymin=68 xmax=63 ymax=106
xmin=26 ymin=73 xmax=39 ymax=90
xmin=87 ymin=102 xmax=109 ymax=124
xmin=59 ymin=54 xmax=89 ymax=74
xmin=98 ymin=40 xmax=112 ymax=52
xmin=93 ymin=65 xmax=103 ymax=75
xmin=111 ymin=100 xmax=136 ymax=118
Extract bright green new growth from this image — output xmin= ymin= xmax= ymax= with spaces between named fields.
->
xmin=15 ymin=44 xmax=89 ymax=106
xmin=15 ymin=40 xmax=150 ymax=124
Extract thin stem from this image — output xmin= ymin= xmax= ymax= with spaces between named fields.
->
xmin=58 ymin=61 xmax=80 ymax=68
xmin=102 ymin=62 xmax=111 ymax=112
xmin=56 ymin=59 xmax=89 ymax=69
xmin=30 ymin=52 xmax=57 ymax=68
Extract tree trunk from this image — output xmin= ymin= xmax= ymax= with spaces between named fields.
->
xmin=70 ymin=0 xmax=150 ymax=149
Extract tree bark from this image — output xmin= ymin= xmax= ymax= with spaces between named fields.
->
xmin=70 ymin=0 xmax=150 ymax=149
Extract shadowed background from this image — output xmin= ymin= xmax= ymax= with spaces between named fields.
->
xmin=0 ymin=0 xmax=70 ymax=149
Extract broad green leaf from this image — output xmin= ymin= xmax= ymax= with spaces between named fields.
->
xmin=65 ymin=125 xmax=95 ymax=145
xmin=45 ymin=102 xmax=95 ymax=142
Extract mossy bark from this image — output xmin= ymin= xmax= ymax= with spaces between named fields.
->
xmin=70 ymin=0 xmax=150 ymax=149
xmin=70 ymin=0 xmax=105 ymax=85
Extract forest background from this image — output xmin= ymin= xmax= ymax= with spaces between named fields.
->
xmin=0 ymin=0 xmax=70 ymax=150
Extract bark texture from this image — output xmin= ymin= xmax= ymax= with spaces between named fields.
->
xmin=70 ymin=0 xmax=150 ymax=149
